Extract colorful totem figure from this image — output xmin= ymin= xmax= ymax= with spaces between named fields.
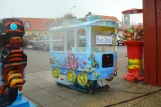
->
xmin=0 ymin=18 xmax=27 ymax=107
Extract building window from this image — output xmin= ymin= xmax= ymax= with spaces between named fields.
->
xmin=46 ymin=22 xmax=53 ymax=29
xmin=32 ymin=32 xmax=35 ymax=36
xmin=24 ymin=21 xmax=31 ymax=28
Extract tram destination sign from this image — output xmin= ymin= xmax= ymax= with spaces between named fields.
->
xmin=96 ymin=35 xmax=113 ymax=44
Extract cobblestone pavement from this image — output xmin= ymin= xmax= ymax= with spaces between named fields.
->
xmin=22 ymin=57 xmax=161 ymax=107
xmin=21 ymin=48 xmax=161 ymax=107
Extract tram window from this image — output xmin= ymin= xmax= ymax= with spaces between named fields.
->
xmin=67 ymin=30 xmax=74 ymax=52
xmin=91 ymin=26 xmax=115 ymax=52
xmin=53 ymin=32 xmax=64 ymax=52
xmin=76 ymin=29 xmax=86 ymax=53
xmin=46 ymin=35 xmax=49 ymax=40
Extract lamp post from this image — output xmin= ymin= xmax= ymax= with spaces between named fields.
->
xmin=70 ymin=6 xmax=76 ymax=14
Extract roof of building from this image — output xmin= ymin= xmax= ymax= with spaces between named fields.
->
xmin=95 ymin=15 xmax=120 ymax=22
xmin=85 ymin=12 xmax=120 ymax=22
xmin=14 ymin=17 xmax=56 ymax=31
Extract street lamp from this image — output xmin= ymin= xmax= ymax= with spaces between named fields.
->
xmin=70 ymin=6 xmax=76 ymax=14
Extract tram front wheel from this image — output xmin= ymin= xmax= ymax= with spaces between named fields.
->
xmin=52 ymin=68 xmax=60 ymax=79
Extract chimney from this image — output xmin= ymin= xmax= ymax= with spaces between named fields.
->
xmin=88 ymin=12 xmax=92 ymax=15
xmin=85 ymin=12 xmax=92 ymax=17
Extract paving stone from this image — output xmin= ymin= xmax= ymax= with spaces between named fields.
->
xmin=23 ymin=96 xmax=43 ymax=107
xmin=45 ymin=77 xmax=56 ymax=83
xmin=85 ymin=92 xmax=139 ymax=107
xmin=68 ymin=94 xmax=99 ymax=106
xmin=28 ymin=72 xmax=45 ymax=78
xmin=44 ymin=85 xmax=69 ymax=94
xmin=27 ymin=78 xmax=49 ymax=85
xmin=22 ymin=83 xmax=39 ymax=93
xmin=33 ymin=81 xmax=56 ymax=89
xmin=136 ymin=93 xmax=161 ymax=107
xmin=23 ymin=89 xmax=49 ymax=99
xmin=22 ymin=57 xmax=161 ymax=107
xmin=55 ymin=89 xmax=83 ymax=99
xmin=44 ymin=100 xmax=80 ymax=107
xmin=25 ymin=74 xmax=39 ymax=80
xmin=33 ymin=94 xmax=63 ymax=106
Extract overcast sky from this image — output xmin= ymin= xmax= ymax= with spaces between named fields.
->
xmin=0 ymin=0 xmax=142 ymax=21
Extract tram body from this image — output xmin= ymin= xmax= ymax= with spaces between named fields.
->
xmin=49 ymin=15 xmax=118 ymax=87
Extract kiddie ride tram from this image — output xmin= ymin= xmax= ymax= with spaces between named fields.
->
xmin=49 ymin=15 xmax=118 ymax=94
xmin=0 ymin=18 xmax=36 ymax=107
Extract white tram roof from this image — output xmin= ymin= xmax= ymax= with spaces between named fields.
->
xmin=49 ymin=15 xmax=119 ymax=32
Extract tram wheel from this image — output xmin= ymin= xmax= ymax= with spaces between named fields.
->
xmin=52 ymin=68 xmax=60 ymax=79
xmin=77 ymin=72 xmax=88 ymax=87
xmin=103 ymin=84 xmax=109 ymax=90
xmin=66 ymin=70 xmax=76 ymax=83
xmin=106 ymin=77 xmax=113 ymax=81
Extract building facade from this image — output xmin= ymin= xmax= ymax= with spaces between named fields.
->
xmin=15 ymin=17 xmax=56 ymax=40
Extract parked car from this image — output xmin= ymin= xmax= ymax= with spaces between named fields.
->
xmin=117 ymin=34 xmax=124 ymax=46
xmin=32 ymin=35 xmax=64 ymax=51
xmin=28 ymin=40 xmax=34 ymax=45
xmin=32 ymin=35 xmax=50 ymax=51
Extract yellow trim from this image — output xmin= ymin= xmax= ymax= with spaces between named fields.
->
xmin=91 ymin=26 xmax=115 ymax=33
xmin=129 ymin=59 xmax=141 ymax=65
xmin=128 ymin=59 xmax=142 ymax=69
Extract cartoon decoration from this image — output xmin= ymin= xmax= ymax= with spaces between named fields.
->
xmin=64 ymin=53 xmax=80 ymax=70
xmin=106 ymin=62 xmax=117 ymax=81
xmin=88 ymin=53 xmax=99 ymax=68
xmin=55 ymin=57 xmax=61 ymax=65
xmin=93 ymin=72 xmax=100 ymax=79
xmin=123 ymin=24 xmax=144 ymax=41
xmin=84 ymin=65 xmax=95 ymax=73
xmin=50 ymin=57 xmax=54 ymax=64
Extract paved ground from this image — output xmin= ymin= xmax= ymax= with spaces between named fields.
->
xmin=21 ymin=47 xmax=161 ymax=107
